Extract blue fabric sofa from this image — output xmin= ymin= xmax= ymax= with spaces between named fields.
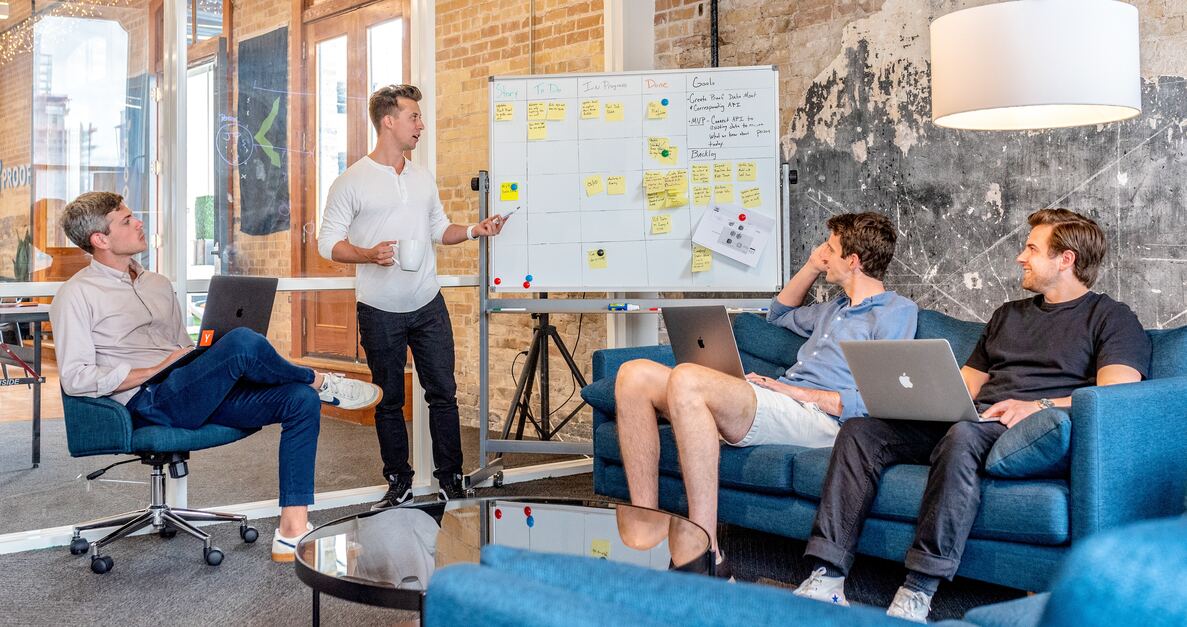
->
xmin=580 ymin=309 xmax=1187 ymax=591
xmin=423 ymin=515 xmax=1187 ymax=626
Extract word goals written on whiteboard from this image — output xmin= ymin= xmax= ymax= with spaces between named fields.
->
xmin=488 ymin=66 xmax=782 ymax=292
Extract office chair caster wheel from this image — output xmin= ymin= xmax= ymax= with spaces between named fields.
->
xmin=204 ymin=547 xmax=224 ymax=566
xmin=90 ymin=555 xmax=113 ymax=574
xmin=240 ymin=525 xmax=259 ymax=543
xmin=492 ymin=471 xmax=504 ymax=488
xmin=159 ymin=525 xmax=178 ymax=539
xmin=69 ymin=537 xmax=90 ymax=556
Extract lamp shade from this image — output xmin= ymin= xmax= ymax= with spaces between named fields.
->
xmin=930 ymin=0 xmax=1141 ymax=130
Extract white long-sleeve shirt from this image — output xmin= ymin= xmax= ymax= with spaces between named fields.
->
xmin=49 ymin=259 xmax=193 ymax=404
xmin=317 ymin=156 xmax=450 ymax=313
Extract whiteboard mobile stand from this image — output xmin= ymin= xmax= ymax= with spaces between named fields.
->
xmin=466 ymin=66 xmax=794 ymax=491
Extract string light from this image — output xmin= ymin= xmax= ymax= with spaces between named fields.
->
xmin=0 ymin=0 xmax=137 ymax=66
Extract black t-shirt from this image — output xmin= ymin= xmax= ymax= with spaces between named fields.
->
xmin=965 ymin=292 xmax=1151 ymax=409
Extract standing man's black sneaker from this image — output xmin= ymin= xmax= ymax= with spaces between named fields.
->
xmin=437 ymin=474 xmax=466 ymax=501
xmin=371 ymin=475 xmax=413 ymax=510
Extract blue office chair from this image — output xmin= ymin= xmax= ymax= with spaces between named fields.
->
xmin=62 ymin=392 xmax=261 ymax=574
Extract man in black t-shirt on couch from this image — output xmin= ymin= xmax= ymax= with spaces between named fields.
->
xmin=792 ymin=209 xmax=1152 ymax=623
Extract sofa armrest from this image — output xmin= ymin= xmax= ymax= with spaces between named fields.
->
xmin=61 ymin=394 xmax=134 ymax=457
xmin=1069 ymin=376 xmax=1187 ymax=539
xmin=590 ymin=345 xmax=675 ymax=382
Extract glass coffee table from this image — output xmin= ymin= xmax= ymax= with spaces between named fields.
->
xmin=294 ymin=497 xmax=711 ymax=624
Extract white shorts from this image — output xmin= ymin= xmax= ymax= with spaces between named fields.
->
xmin=725 ymin=382 xmax=841 ymax=448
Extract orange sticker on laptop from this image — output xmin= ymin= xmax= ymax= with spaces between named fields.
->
xmin=199 ymin=329 xmax=215 ymax=347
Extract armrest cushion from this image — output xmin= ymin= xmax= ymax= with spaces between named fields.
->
xmin=61 ymin=394 xmax=134 ymax=457
xmin=1069 ymin=376 xmax=1187 ymax=538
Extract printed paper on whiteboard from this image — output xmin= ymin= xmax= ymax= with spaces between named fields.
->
xmin=691 ymin=204 xmax=774 ymax=268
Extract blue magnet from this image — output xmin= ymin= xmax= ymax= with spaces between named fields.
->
xmin=526 ymin=515 xmax=535 ymax=528
xmin=661 ymin=98 xmax=669 ymax=106
xmin=510 ymin=183 xmax=518 ymax=191
xmin=526 ymin=274 xmax=534 ymax=282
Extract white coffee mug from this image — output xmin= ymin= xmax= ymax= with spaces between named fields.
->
xmin=395 ymin=239 xmax=426 ymax=272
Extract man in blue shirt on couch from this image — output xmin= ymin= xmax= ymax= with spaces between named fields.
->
xmin=794 ymin=209 xmax=1151 ymax=622
xmin=615 ymin=212 xmax=918 ymax=576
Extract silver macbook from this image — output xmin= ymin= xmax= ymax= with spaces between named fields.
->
xmin=661 ymin=306 xmax=746 ymax=379
xmin=840 ymin=339 xmax=982 ymax=422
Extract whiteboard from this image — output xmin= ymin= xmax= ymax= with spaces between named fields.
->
xmin=488 ymin=66 xmax=782 ymax=292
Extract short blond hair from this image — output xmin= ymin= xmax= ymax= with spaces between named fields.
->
xmin=368 ymin=84 xmax=422 ymax=131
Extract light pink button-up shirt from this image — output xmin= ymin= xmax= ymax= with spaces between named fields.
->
xmin=50 ymin=259 xmax=193 ymax=404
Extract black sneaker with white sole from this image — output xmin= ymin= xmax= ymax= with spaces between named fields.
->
xmin=437 ymin=473 xmax=466 ymax=501
xmin=371 ymin=475 xmax=414 ymax=510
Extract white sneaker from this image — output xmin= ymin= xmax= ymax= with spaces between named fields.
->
xmin=887 ymin=586 xmax=932 ymax=623
xmin=793 ymin=567 xmax=849 ymax=606
xmin=271 ymin=522 xmax=314 ymax=563
xmin=318 ymin=373 xmax=382 ymax=410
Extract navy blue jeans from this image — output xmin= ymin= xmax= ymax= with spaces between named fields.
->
xmin=126 ymin=327 xmax=321 ymax=507
xmin=357 ymin=292 xmax=462 ymax=482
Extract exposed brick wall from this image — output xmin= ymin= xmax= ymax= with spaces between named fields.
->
xmin=435 ymin=0 xmax=606 ymax=439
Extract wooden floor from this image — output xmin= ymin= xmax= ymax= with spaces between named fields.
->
xmin=0 ymin=360 xmax=62 ymax=423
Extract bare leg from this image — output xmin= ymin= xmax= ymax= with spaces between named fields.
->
xmin=666 ymin=363 xmax=758 ymax=552
xmin=614 ymin=359 xmax=675 ymax=510
xmin=279 ymin=506 xmax=309 ymax=537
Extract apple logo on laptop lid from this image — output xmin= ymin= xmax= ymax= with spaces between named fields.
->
xmin=899 ymin=373 xmax=914 ymax=389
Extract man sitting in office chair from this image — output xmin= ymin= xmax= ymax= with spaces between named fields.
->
xmin=614 ymin=212 xmax=919 ymax=577
xmin=50 ymin=191 xmax=382 ymax=562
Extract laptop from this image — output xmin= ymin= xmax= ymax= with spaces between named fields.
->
xmin=661 ymin=305 xmax=746 ymax=379
xmin=145 ymin=275 xmax=279 ymax=385
xmin=840 ymin=339 xmax=983 ymax=422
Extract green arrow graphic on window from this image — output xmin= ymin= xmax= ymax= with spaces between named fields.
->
xmin=253 ymin=97 xmax=282 ymax=167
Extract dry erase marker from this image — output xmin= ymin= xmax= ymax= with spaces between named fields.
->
xmin=492 ymin=307 xmax=527 ymax=312
xmin=499 ymin=206 xmax=521 ymax=221
xmin=608 ymin=303 xmax=639 ymax=311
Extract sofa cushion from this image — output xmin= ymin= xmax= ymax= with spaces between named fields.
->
xmin=962 ymin=592 xmax=1047 ymax=627
xmin=1148 ymin=326 xmax=1187 ymax=379
xmin=581 ymin=376 xmax=617 ymax=416
xmin=595 ymin=421 xmax=808 ymax=495
xmin=984 ymin=409 xmax=1071 ymax=479
xmin=733 ymin=313 xmax=805 ymax=377
xmin=914 ymin=309 xmax=985 ymax=365
xmin=791 ymin=447 xmax=1070 ymax=545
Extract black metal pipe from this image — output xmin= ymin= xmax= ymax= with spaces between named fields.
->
xmin=710 ymin=0 xmax=719 ymax=67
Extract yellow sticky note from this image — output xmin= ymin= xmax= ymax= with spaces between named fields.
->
xmin=604 ymin=101 xmax=624 ymax=121
xmin=737 ymin=161 xmax=757 ymax=181
xmin=647 ymin=100 xmax=668 ymax=119
xmin=651 ymin=214 xmax=672 ymax=235
xmin=606 ymin=175 xmax=626 ymax=195
xmin=584 ymin=175 xmax=604 ymax=197
xmin=581 ymin=100 xmax=600 ymax=119
xmin=587 ymin=248 xmax=608 ymax=269
xmin=527 ymin=101 xmax=547 ymax=121
xmin=495 ymin=102 xmax=514 ymax=122
xmin=643 ymin=171 xmax=665 ymax=194
xmin=647 ymin=137 xmax=669 ymax=159
xmin=500 ymin=182 xmax=519 ymax=201
xmin=692 ymin=245 xmax=712 ymax=273
xmin=691 ymin=164 xmax=711 ymax=184
xmin=528 ymin=121 xmax=548 ymax=141
xmin=590 ymin=539 xmax=610 ymax=559
xmin=546 ymin=101 xmax=566 ymax=121
xmin=664 ymin=170 xmax=687 ymax=192
xmin=714 ymin=184 xmax=734 ymax=204
xmin=741 ymin=187 xmax=762 ymax=209
xmin=665 ymin=191 xmax=689 ymax=209
xmin=714 ymin=162 xmax=733 ymax=182
xmin=646 ymin=191 xmax=667 ymax=211
xmin=659 ymin=146 xmax=678 ymax=165
xmin=693 ymin=185 xmax=711 ymax=206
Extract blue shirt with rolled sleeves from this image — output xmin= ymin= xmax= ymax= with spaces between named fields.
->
xmin=766 ymin=291 xmax=918 ymax=422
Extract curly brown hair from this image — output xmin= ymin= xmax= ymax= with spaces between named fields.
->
xmin=825 ymin=212 xmax=897 ymax=280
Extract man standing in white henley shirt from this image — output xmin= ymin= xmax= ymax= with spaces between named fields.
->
xmin=318 ymin=84 xmax=506 ymax=509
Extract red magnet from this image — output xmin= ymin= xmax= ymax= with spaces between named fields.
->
xmin=739 ymin=213 xmax=747 ymax=221
xmin=495 ymin=508 xmax=503 ymax=519
xmin=523 ymin=281 xmax=531 ymax=289
xmin=494 ymin=277 xmax=502 ymax=285
xmin=524 ymin=506 xmax=532 ymax=517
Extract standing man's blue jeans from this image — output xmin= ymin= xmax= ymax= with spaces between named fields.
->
xmin=126 ymin=327 xmax=321 ymax=507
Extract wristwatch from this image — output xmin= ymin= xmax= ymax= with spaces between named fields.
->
xmin=1036 ymin=398 xmax=1055 ymax=410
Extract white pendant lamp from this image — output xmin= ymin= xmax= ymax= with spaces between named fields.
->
xmin=930 ymin=0 xmax=1141 ymax=131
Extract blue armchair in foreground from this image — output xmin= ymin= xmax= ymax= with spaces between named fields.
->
xmin=62 ymin=392 xmax=261 ymax=574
